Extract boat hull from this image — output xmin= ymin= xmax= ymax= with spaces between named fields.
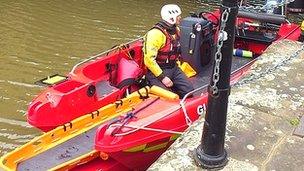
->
xmin=27 ymin=40 xmax=144 ymax=131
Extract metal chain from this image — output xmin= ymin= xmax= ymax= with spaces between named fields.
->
xmin=210 ymin=8 xmax=230 ymax=95
xmin=240 ymin=0 xmax=295 ymax=12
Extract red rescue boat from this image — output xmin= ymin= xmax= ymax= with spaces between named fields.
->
xmin=27 ymin=7 xmax=301 ymax=132
xmin=75 ymin=9 xmax=303 ymax=170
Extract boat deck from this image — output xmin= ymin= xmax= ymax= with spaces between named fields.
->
xmin=17 ymin=126 xmax=98 ymax=171
xmin=190 ymin=56 xmax=252 ymax=90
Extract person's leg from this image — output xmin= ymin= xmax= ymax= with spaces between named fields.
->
xmin=171 ymin=66 xmax=194 ymax=98
xmin=146 ymin=71 xmax=168 ymax=90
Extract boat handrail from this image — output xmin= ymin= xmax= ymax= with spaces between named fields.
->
xmin=70 ymin=37 xmax=143 ymax=75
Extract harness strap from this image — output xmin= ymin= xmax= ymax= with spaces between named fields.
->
xmin=106 ymin=63 xmax=118 ymax=85
xmin=158 ymin=48 xmax=180 ymax=56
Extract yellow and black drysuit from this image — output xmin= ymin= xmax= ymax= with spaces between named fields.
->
xmin=143 ymin=21 xmax=194 ymax=98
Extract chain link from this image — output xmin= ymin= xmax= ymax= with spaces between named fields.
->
xmin=210 ymin=8 xmax=230 ymax=95
xmin=211 ymin=0 xmax=296 ymax=95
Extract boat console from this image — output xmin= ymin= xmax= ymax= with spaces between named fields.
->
xmin=235 ymin=9 xmax=285 ymax=44
xmin=180 ymin=17 xmax=215 ymax=73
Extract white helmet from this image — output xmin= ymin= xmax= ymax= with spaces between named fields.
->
xmin=161 ymin=4 xmax=182 ymax=25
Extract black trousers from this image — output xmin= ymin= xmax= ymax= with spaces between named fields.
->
xmin=146 ymin=65 xmax=194 ymax=98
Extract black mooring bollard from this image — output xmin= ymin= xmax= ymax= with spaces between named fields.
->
xmin=194 ymin=0 xmax=239 ymax=169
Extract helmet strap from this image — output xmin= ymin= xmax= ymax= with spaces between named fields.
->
xmin=158 ymin=21 xmax=177 ymax=35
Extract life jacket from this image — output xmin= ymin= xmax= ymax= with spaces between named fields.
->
xmin=153 ymin=22 xmax=181 ymax=65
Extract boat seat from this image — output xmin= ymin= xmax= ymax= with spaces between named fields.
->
xmin=95 ymin=80 xmax=118 ymax=98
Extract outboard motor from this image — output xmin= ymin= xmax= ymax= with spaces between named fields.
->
xmin=265 ymin=0 xmax=281 ymax=14
xmin=180 ymin=17 xmax=215 ymax=73
xmin=288 ymin=0 xmax=304 ymax=13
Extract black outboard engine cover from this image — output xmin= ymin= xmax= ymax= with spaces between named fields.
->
xmin=180 ymin=17 xmax=214 ymax=73
xmin=288 ymin=0 xmax=304 ymax=13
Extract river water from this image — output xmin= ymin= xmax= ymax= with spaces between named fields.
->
xmin=0 ymin=0 xmax=302 ymax=156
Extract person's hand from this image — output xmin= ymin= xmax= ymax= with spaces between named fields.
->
xmin=162 ymin=77 xmax=173 ymax=87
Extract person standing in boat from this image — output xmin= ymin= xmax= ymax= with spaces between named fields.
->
xmin=143 ymin=4 xmax=194 ymax=98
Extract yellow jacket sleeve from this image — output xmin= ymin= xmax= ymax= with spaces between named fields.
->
xmin=143 ymin=28 xmax=166 ymax=78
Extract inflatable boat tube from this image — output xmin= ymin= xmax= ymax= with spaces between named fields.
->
xmin=238 ymin=10 xmax=287 ymax=25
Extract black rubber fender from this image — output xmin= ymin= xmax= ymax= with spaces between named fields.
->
xmin=87 ymin=84 xmax=96 ymax=97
